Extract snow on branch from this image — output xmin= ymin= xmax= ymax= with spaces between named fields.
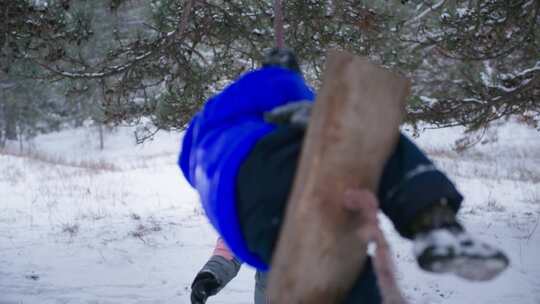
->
xmin=405 ymin=0 xmax=447 ymax=26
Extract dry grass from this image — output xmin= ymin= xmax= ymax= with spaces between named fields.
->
xmin=426 ymin=143 xmax=540 ymax=185
xmin=509 ymin=164 xmax=540 ymax=184
xmin=126 ymin=151 xmax=176 ymax=170
xmin=486 ymin=197 xmax=506 ymax=213
xmin=129 ymin=216 xmax=162 ymax=241
xmin=78 ymin=208 xmax=109 ymax=221
xmin=0 ymin=164 xmax=25 ymax=185
xmin=423 ymin=146 xmax=459 ymax=159
xmin=61 ymin=222 xmax=80 ymax=237
xmin=522 ymin=189 xmax=540 ymax=205
xmin=0 ymin=148 xmax=118 ymax=172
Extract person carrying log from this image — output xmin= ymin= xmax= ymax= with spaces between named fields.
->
xmin=179 ymin=49 xmax=509 ymax=303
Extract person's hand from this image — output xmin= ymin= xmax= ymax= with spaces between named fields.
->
xmin=343 ymin=189 xmax=379 ymax=243
xmin=264 ymin=100 xmax=312 ymax=128
xmin=190 ymin=272 xmax=221 ymax=304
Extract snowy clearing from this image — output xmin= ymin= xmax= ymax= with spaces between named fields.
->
xmin=1 ymin=122 xmax=539 ymax=304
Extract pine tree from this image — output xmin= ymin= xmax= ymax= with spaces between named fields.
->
xmin=1 ymin=0 xmax=538 ymax=140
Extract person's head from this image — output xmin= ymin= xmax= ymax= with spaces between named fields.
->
xmin=262 ymin=48 xmax=301 ymax=74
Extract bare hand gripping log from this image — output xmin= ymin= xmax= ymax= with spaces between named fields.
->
xmin=267 ymin=50 xmax=410 ymax=303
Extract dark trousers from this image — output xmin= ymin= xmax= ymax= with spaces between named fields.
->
xmin=236 ymin=126 xmax=462 ymax=303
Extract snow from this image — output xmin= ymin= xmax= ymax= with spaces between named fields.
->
xmin=500 ymin=61 xmax=540 ymax=81
xmin=481 ymin=61 xmax=494 ymax=87
xmin=406 ymin=0 xmax=446 ymax=26
xmin=481 ymin=61 xmax=540 ymax=93
xmin=456 ymin=8 xmax=469 ymax=18
xmin=31 ymin=0 xmax=48 ymax=9
xmin=419 ymin=95 xmax=438 ymax=106
xmin=1 ymin=121 xmax=539 ymax=304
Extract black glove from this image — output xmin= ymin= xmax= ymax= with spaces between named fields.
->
xmin=264 ymin=100 xmax=312 ymax=128
xmin=190 ymin=272 xmax=221 ymax=304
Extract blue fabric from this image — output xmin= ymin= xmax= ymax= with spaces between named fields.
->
xmin=179 ymin=67 xmax=315 ymax=269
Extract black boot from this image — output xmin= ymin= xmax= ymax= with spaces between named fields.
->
xmin=411 ymin=200 xmax=509 ymax=281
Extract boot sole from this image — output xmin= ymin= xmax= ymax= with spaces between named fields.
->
xmin=419 ymin=250 xmax=509 ymax=281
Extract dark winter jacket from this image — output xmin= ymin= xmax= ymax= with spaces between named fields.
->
xmin=179 ymin=67 xmax=314 ymax=269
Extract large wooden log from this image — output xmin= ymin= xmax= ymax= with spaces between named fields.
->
xmin=267 ymin=50 xmax=410 ymax=303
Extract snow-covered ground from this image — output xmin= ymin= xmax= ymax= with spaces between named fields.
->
xmin=1 ymin=121 xmax=539 ymax=304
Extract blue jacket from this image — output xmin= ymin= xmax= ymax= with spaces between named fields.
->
xmin=179 ymin=67 xmax=315 ymax=269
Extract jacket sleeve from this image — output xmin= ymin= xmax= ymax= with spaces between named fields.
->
xmin=179 ymin=114 xmax=199 ymax=186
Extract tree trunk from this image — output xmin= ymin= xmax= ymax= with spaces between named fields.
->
xmin=98 ymin=123 xmax=104 ymax=150
xmin=18 ymin=125 xmax=24 ymax=153
xmin=267 ymin=50 xmax=410 ymax=304
xmin=4 ymin=103 xmax=17 ymax=141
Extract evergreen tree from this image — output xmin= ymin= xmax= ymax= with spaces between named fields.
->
xmin=1 ymin=0 xmax=538 ymax=140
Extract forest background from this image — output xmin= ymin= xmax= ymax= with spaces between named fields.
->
xmin=1 ymin=0 xmax=538 ymax=148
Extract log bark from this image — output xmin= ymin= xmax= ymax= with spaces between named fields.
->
xmin=267 ymin=50 xmax=410 ymax=304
